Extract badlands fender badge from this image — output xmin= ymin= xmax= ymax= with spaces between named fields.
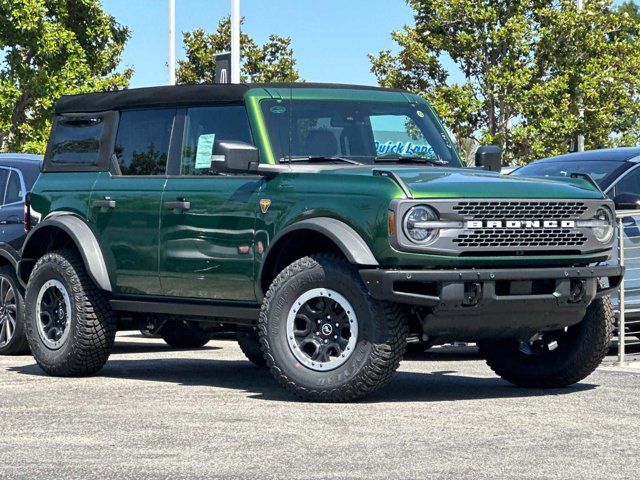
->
xmin=260 ymin=199 xmax=271 ymax=214
xmin=465 ymin=220 xmax=576 ymax=229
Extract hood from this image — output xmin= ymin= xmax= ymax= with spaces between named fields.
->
xmin=330 ymin=166 xmax=606 ymax=199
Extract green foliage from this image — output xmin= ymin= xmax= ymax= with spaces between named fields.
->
xmin=0 ymin=0 xmax=132 ymax=153
xmin=370 ymin=0 xmax=640 ymax=164
xmin=177 ymin=17 xmax=301 ymax=84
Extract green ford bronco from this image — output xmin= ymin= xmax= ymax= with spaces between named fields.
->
xmin=0 ymin=83 xmax=624 ymax=401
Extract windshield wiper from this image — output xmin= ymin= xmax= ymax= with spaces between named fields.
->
xmin=280 ymin=156 xmax=363 ymax=165
xmin=374 ymin=154 xmax=448 ymax=166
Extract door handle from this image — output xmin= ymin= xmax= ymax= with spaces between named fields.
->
xmin=164 ymin=200 xmax=191 ymax=211
xmin=92 ymin=197 xmax=116 ymax=209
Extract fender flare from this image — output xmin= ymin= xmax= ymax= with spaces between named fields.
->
xmin=0 ymin=243 xmax=20 ymax=270
xmin=258 ymin=217 xmax=379 ymax=292
xmin=20 ymin=215 xmax=112 ymax=292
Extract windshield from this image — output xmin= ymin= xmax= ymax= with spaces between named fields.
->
xmin=260 ymin=98 xmax=461 ymax=166
xmin=512 ymin=160 xmax=628 ymax=189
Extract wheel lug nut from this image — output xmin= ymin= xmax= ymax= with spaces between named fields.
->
xmin=317 ymin=320 xmax=321 ymax=324
xmin=315 ymin=331 xmax=320 ymax=335
xmin=323 ymin=339 xmax=328 ymax=344
xmin=334 ymin=335 xmax=337 ymax=339
xmin=335 ymin=323 xmax=339 ymax=327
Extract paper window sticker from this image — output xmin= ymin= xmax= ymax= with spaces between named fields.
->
xmin=195 ymin=133 xmax=216 ymax=169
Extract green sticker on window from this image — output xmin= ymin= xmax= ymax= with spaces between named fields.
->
xmin=416 ymin=110 xmax=425 ymax=118
xmin=270 ymin=105 xmax=286 ymax=114
xmin=195 ymin=133 xmax=216 ymax=169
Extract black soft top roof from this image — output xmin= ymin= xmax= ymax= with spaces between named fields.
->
xmin=54 ymin=83 xmax=404 ymax=114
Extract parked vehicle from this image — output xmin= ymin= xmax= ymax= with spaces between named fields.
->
xmin=512 ymin=148 xmax=640 ymax=319
xmin=0 ymin=154 xmax=42 ymax=249
xmin=0 ymin=84 xmax=622 ymax=401
xmin=0 ymin=154 xmax=42 ymax=355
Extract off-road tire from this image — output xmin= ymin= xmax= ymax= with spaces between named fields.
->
xmin=160 ymin=321 xmax=211 ymax=348
xmin=478 ymin=296 xmax=614 ymax=388
xmin=0 ymin=266 xmax=29 ymax=355
xmin=259 ymin=254 xmax=408 ymax=402
xmin=24 ymin=250 xmax=116 ymax=376
xmin=237 ymin=329 xmax=267 ymax=367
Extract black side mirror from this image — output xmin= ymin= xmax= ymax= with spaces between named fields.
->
xmin=211 ymin=141 xmax=260 ymax=174
xmin=475 ymin=145 xmax=502 ymax=172
xmin=613 ymin=192 xmax=640 ymax=211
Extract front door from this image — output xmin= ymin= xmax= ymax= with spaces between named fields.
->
xmin=159 ymin=104 xmax=261 ymax=302
xmin=88 ymin=108 xmax=176 ymax=296
xmin=0 ymin=168 xmax=25 ymax=249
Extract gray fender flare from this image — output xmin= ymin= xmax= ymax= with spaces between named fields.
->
xmin=0 ymin=243 xmax=20 ymax=270
xmin=281 ymin=218 xmax=379 ymax=266
xmin=21 ymin=215 xmax=112 ymax=292
xmin=258 ymin=217 xmax=379 ymax=292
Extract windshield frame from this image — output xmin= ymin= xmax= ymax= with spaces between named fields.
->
xmin=249 ymin=87 xmax=463 ymax=168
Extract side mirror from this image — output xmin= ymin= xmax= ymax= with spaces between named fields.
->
xmin=613 ymin=192 xmax=640 ymax=211
xmin=211 ymin=141 xmax=260 ymax=174
xmin=475 ymin=145 xmax=502 ymax=172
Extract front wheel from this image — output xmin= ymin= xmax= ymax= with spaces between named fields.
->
xmin=259 ymin=254 xmax=408 ymax=402
xmin=478 ymin=296 xmax=614 ymax=388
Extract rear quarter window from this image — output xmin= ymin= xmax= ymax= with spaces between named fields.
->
xmin=49 ymin=115 xmax=105 ymax=167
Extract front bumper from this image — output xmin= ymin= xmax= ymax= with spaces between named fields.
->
xmin=360 ymin=265 xmax=623 ymax=341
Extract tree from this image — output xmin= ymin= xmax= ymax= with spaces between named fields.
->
xmin=370 ymin=0 xmax=640 ymax=164
xmin=177 ymin=17 xmax=301 ymax=84
xmin=0 ymin=0 xmax=132 ymax=153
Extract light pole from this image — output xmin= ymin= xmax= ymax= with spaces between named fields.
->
xmin=576 ymin=0 xmax=584 ymax=151
xmin=168 ymin=0 xmax=176 ymax=85
xmin=230 ymin=0 xmax=241 ymax=83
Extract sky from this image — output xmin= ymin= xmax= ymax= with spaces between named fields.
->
xmin=101 ymin=0 xmax=417 ymax=88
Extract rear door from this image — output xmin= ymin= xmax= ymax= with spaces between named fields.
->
xmin=88 ymin=108 xmax=176 ymax=296
xmin=159 ymin=104 xmax=261 ymax=301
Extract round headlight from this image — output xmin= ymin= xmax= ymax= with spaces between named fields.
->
xmin=403 ymin=206 xmax=439 ymax=244
xmin=593 ymin=207 xmax=614 ymax=243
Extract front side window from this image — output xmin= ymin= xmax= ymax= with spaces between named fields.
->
xmin=614 ymin=168 xmax=640 ymax=196
xmin=50 ymin=116 xmax=104 ymax=166
xmin=180 ymin=105 xmax=253 ymax=175
xmin=0 ymin=169 xmax=8 ymax=206
xmin=114 ymin=109 xmax=175 ymax=175
xmin=260 ymin=98 xmax=460 ymax=166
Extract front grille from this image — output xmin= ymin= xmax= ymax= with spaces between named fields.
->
xmin=453 ymin=228 xmax=587 ymax=249
xmin=453 ymin=201 xmax=588 ymax=220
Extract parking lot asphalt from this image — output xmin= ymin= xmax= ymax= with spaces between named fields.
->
xmin=1 ymin=334 xmax=639 ymax=480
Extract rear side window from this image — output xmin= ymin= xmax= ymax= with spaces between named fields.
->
xmin=50 ymin=116 xmax=104 ymax=166
xmin=4 ymin=171 xmax=22 ymax=204
xmin=180 ymin=105 xmax=253 ymax=175
xmin=114 ymin=109 xmax=175 ymax=175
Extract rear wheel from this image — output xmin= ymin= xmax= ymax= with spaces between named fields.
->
xmin=479 ymin=296 xmax=613 ymax=388
xmin=0 ymin=266 xmax=29 ymax=355
xmin=160 ymin=321 xmax=211 ymax=348
xmin=259 ymin=254 xmax=408 ymax=402
xmin=24 ymin=250 xmax=116 ymax=376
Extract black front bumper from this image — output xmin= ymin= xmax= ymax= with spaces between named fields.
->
xmin=360 ymin=265 xmax=624 ymax=341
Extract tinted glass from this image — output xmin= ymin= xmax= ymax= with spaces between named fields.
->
xmin=115 ymin=109 xmax=175 ymax=175
xmin=513 ymin=160 xmax=625 ymax=188
xmin=615 ymin=168 xmax=640 ymax=196
xmin=50 ymin=116 xmax=103 ymax=165
xmin=260 ymin=98 xmax=459 ymax=166
xmin=181 ymin=105 xmax=253 ymax=175
xmin=4 ymin=171 xmax=22 ymax=204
